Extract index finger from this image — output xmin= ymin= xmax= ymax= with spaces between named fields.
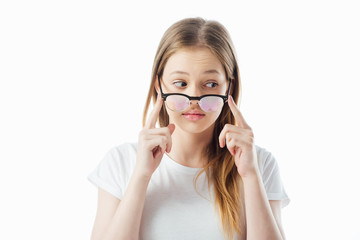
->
xmin=227 ymin=95 xmax=251 ymax=129
xmin=144 ymin=92 xmax=164 ymax=129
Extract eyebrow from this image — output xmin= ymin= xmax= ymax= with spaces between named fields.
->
xmin=170 ymin=69 xmax=220 ymax=75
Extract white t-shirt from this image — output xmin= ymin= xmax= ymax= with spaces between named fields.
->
xmin=88 ymin=142 xmax=290 ymax=240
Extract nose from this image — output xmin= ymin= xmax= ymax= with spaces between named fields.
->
xmin=187 ymin=86 xmax=202 ymax=106
xmin=189 ymin=100 xmax=199 ymax=107
xmin=187 ymin=84 xmax=203 ymax=97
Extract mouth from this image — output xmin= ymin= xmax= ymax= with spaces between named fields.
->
xmin=182 ymin=113 xmax=205 ymax=121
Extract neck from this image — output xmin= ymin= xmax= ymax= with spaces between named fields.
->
xmin=166 ymin=123 xmax=214 ymax=168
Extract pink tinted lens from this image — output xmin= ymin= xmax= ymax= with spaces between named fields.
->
xmin=166 ymin=95 xmax=189 ymax=112
xmin=200 ymin=96 xmax=223 ymax=112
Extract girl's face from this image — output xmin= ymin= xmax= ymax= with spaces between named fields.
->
xmin=159 ymin=46 xmax=229 ymax=134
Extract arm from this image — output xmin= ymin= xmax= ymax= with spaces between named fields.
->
xmin=90 ymin=172 xmax=150 ymax=240
xmin=269 ymin=200 xmax=286 ymax=240
xmin=90 ymin=90 xmax=174 ymax=240
xmin=243 ymin=173 xmax=285 ymax=240
xmin=218 ymin=96 xmax=287 ymax=239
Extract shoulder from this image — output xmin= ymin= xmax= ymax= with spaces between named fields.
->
xmin=254 ymin=144 xmax=284 ymax=185
xmin=87 ymin=142 xmax=139 ymax=199
xmin=104 ymin=141 xmax=138 ymax=169
xmin=255 ymin=144 xmax=290 ymax=207
xmin=110 ymin=142 xmax=138 ymax=158
xmin=255 ymin=144 xmax=278 ymax=174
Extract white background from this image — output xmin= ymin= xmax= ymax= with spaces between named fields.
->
xmin=1 ymin=0 xmax=359 ymax=239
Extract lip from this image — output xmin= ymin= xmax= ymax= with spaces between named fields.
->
xmin=182 ymin=112 xmax=205 ymax=121
xmin=182 ymin=110 xmax=205 ymax=115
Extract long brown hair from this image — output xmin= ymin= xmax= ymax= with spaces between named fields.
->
xmin=142 ymin=17 xmax=243 ymax=239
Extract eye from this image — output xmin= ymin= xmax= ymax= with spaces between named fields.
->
xmin=205 ymin=82 xmax=218 ymax=88
xmin=173 ymin=81 xmax=187 ymax=87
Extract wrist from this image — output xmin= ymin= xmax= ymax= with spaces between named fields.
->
xmin=133 ymin=166 xmax=152 ymax=183
xmin=241 ymin=169 xmax=261 ymax=183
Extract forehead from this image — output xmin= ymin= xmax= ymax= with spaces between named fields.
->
xmin=163 ymin=47 xmax=225 ymax=76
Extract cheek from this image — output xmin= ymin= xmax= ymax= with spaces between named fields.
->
xmin=209 ymin=101 xmax=224 ymax=117
xmin=211 ymin=108 xmax=223 ymax=121
xmin=165 ymin=106 xmax=176 ymax=121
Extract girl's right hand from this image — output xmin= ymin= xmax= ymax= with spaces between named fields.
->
xmin=135 ymin=92 xmax=176 ymax=180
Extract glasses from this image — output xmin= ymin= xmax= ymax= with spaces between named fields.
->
xmin=158 ymin=77 xmax=232 ymax=112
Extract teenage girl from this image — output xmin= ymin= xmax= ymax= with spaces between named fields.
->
xmin=88 ymin=17 xmax=290 ymax=240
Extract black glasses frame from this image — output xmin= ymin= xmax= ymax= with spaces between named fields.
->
xmin=158 ymin=77 xmax=232 ymax=103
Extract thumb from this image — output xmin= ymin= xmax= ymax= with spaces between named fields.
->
xmin=167 ymin=123 xmax=176 ymax=135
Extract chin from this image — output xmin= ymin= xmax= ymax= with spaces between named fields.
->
xmin=181 ymin=125 xmax=210 ymax=134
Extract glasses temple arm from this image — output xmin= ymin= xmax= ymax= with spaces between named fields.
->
xmin=226 ymin=78 xmax=232 ymax=100
xmin=158 ymin=76 xmax=164 ymax=97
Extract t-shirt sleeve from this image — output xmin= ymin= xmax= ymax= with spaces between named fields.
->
xmin=87 ymin=143 xmax=136 ymax=200
xmin=259 ymin=148 xmax=290 ymax=208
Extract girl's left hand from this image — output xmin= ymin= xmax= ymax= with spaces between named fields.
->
xmin=218 ymin=95 xmax=259 ymax=178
